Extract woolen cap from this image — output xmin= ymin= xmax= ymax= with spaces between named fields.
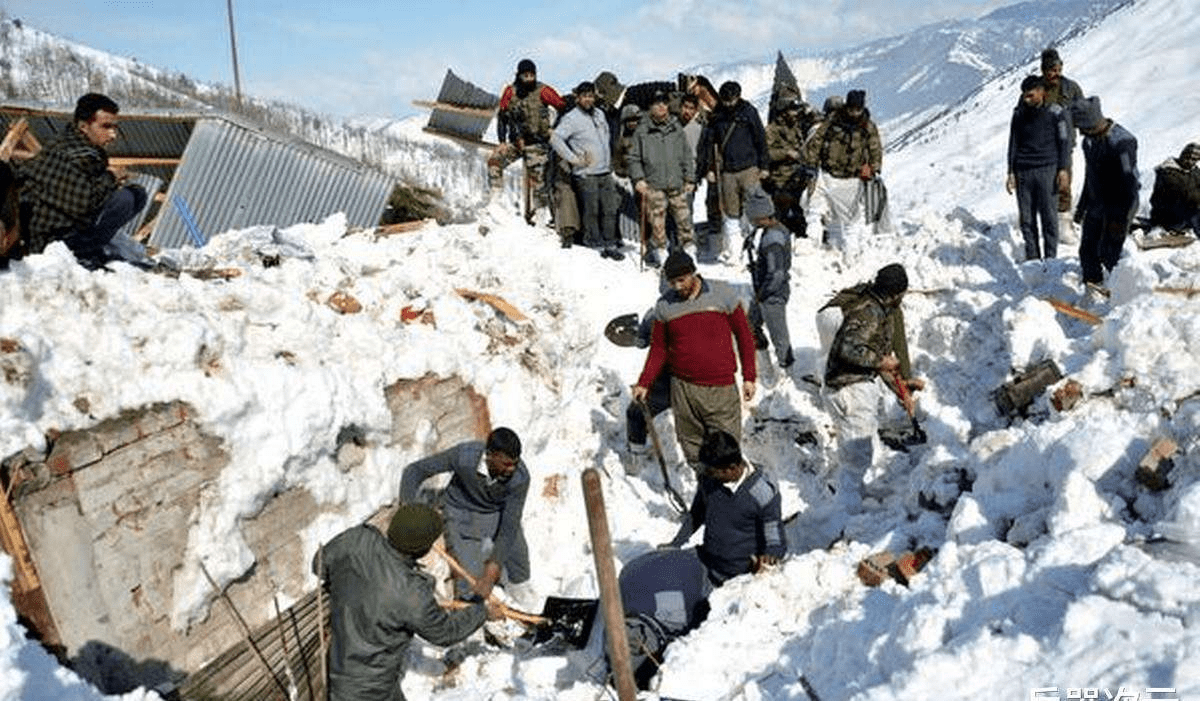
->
xmin=745 ymin=187 xmax=775 ymax=221
xmin=387 ymin=504 xmax=443 ymax=556
xmin=1070 ymin=96 xmax=1104 ymax=132
xmin=873 ymin=263 xmax=909 ymax=297
xmin=517 ymin=58 xmax=537 ymax=75
xmin=846 ymin=89 xmax=866 ymax=109
xmin=663 ymin=249 xmax=696 ymax=279
xmin=1041 ymin=48 xmax=1063 ymax=70
xmin=1180 ymin=143 xmax=1200 ymax=162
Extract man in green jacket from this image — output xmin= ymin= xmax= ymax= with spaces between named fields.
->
xmin=630 ymin=90 xmax=695 ymax=266
xmin=314 ymin=504 xmax=500 ymax=701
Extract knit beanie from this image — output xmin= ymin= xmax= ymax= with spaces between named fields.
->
xmin=663 ymin=249 xmax=696 ymax=280
xmin=1070 ymin=97 xmax=1104 ymax=132
xmin=872 ymin=263 xmax=908 ymax=297
xmin=516 ymin=58 xmax=537 ymax=76
xmin=745 ymin=187 xmax=775 ymax=221
xmin=846 ymin=89 xmax=866 ymax=109
xmin=1180 ymin=143 xmax=1200 ymax=163
xmin=621 ymin=104 xmax=642 ymax=121
xmin=387 ymin=504 xmax=443 ymax=556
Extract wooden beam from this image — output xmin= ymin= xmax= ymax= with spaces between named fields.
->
xmin=420 ymin=126 xmax=498 ymax=150
xmin=412 ymin=99 xmax=497 ymax=118
xmin=17 ymin=129 xmax=41 ymax=158
xmin=109 ymin=157 xmax=182 ymax=167
xmin=455 ymin=288 xmax=528 ymax=323
xmin=1044 ymin=297 xmax=1102 ymax=325
xmin=375 ymin=219 xmax=429 ymax=236
xmin=0 ymin=485 xmax=63 ymax=649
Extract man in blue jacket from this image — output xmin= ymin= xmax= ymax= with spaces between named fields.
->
xmin=314 ymin=504 xmax=500 ymax=701
xmin=667 ymin=430 xmax=786 ymax=585
xmin=1006 ymin=75 xmax=1072 ymax=260
xmin=399 ymin=428 xmax=532 ymax=602
xmin=1071 ymin=96 xmax=1139 ymax=293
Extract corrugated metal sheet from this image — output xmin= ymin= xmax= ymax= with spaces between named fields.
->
xmin=1 ymin=103 xmax=393 ymax=250
xmin=114 ymin=172 xmax=163 ymax=241
xmin=427 ymin=69 xmax=498 ymax=142
xmin=151 ymin=119 xmax=392 ymax=249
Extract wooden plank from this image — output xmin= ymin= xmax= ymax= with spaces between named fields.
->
xmin=421 ymin=126 xmax=499 ymax=150
xmin=375 ymin=219 xmax=430 ymax=236
xmin=412 ymin=99 xmax=497 ymax=118
xmin=0 ymin=486 xmax=62 ymax=648
xmin=1044 ymin=297 xmax=1102 ymax=325
xmin=17 ymin=128 xmax=41 ymax=158
xmin=455 ymin=287 xmax=528 ymax=323
xmin=1155 ymin=286 xmax=1200 ymax=298
xmin=108 ymin=156 xmax=182 ymax=167
xmin=0 ymin=118 xmax=29 ymax=161
xmin=1137 ymin=234 xmax=1194 ymax=250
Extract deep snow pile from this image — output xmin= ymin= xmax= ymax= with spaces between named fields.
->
xmin=2 ymin=0 xmax=1200 ymax=699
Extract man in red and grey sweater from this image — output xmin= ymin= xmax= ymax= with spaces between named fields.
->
xmin=633 ymin=249 xmax=757 ymax=471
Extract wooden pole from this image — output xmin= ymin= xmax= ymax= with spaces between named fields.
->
xmin=581 ymin=468 xmax=637 ymax=701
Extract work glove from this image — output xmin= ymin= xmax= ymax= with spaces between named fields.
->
xmin=859 ymin=163 xmax=874 ymax=181
xmin=1005 ymin=174 xmax=1016 ymax=195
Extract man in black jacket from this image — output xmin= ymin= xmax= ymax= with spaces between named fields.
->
xmin=1006 ymin=75 xmax=1072 ymax=260
xmin=314 ymin=504 xmax=500 ymax=701
xmin=1149 ymin=142 xmax=1200 ymax=235
xmin=696 ymin=81 xmax=767 ymax=259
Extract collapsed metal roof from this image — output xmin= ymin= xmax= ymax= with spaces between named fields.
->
xmin=424 ymin=69 xmax=498 ymax=144
xmin=1 ymin=103 xmax=394 ymax=249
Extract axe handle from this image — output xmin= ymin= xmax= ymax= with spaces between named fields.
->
xmin=432 ymin=542 xmax=548 ymax=625
xmin=886 ymin=367 xmax=915 ymax=417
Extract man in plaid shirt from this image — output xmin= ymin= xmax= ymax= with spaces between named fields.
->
xmin=16 ymin=93 xmax=146 ymax=267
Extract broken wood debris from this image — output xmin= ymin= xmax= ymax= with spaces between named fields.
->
xmin=1044 ymin=297 xmax=1102 ymax=325
xmin=400 ymin=305 xmax=436 ymax=326
xmin=1136 ymin=234 xmax=1194 ymax=250
xmin=1135 ymin=437 xmax=1179 ymax=491
xmin=326 ymin=291 xmax=362 ymax=314
xmin=375 ymin=219 xmax=431 ymax=237
xmin=455 ymin=288 xmax=528 ymax=323
xmin=856 ymin=548 xmax=934 ymax=587
xmin=1051 ymin=379 xmax=1084 ymax=412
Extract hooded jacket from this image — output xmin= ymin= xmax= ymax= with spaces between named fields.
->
xmin=629 ymin=114 xmax=694 ymax=191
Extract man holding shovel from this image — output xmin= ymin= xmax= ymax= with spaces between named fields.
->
xmin=399 ymin=427 xmax=535 ymax=608
xmin=819 ymin=263 xmax=925 ymax=510
xmin=314 ymin=504 xmax=502 ymax=701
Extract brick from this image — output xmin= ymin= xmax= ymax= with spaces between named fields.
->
xmin=45 ymin=432 xmax=103 ymax=475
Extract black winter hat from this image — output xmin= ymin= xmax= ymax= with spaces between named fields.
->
xmin=1040 ymin=48 xmax=1063 ymax=70
xmin=744 ymin=186 xmax=775 ymax=221
xmin=574 ymin=81 xmax=596 ymax=96
xmin=517 ymin=58 xmax=537 ymax=75
xmin=872 ymin=263 xmax=908 ymax=297
xmin=663 ymin=249 xmax=696 ymax=280
xmin=1179 ymin=143 xmax=1200 ymax=162
xmin=387 ymin=504 xmax=444 ymax=556
xmin=718 ymin=81 xmax=741 ymax=102
xmin=1070 ymin=96 xmax=1104 ymax=132
xmin=1020 ymin=74 xmax=1045 ymax=92
xmin=846 ymin=89 xmax=866 ymax=109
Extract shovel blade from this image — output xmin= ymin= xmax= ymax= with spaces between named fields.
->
xmin=524 ymin=596 xmax=599 ymax=649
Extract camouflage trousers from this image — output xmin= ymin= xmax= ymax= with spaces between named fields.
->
xmin=488 ymin=142 xmax=551 ymax=209
xmin=642 ymin=187 xmax=694 ymax=249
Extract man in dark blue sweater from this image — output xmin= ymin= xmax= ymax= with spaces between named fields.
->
xmin=1006 ymin=75 xmax=1072 ymax=260
xmin=399 ymin=427 xmax=531 ymax=602
xmin=1071 ymin=96 xmax=1139 ymax=292
xmin=667 ymin=430 xmax=786 ymax=585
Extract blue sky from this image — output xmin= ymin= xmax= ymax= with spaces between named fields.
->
xmin=2 ymin=0 xmax=1012 ymax=119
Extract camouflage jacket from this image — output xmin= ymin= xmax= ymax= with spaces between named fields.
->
xmin=804 ymin=109 xmax=883 ymax=179
xmin=821 ymin=284 xmax=911 ymax=388
xmin=765 ymin=119 xmax=807 ymax=189
xmin=15 ymin=126 xmax=117 ymax=253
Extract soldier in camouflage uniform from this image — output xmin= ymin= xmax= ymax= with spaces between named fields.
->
xmin=764 ymin=98 xmax=814 ymax=237
xmin=817 ymin=264 xmax=924 ymax=509
xmin=630 ymin=91 xmax=695 ymax=267
xmin=803 ymin=89 xmax=884 ymax=248
xmin=13 ymin=92 xmax=147 ymax=267
xmin=488 ymin=59 xmax=566 ymax=223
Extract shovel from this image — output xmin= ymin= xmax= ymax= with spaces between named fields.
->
xmin=432 ymin=544 xmax=599 ymax=648
xmin=639 ymin=399 xmax=690 ymax=514
xmin=879 ymin=368 xmax=927 ymax=451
